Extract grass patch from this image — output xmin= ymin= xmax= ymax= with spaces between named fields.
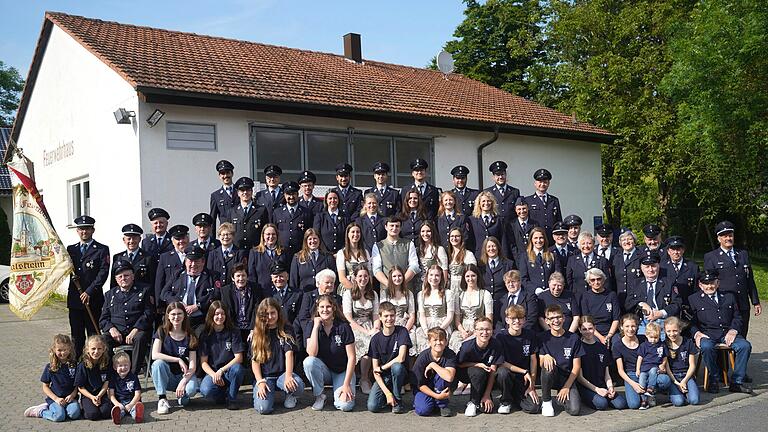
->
xmin=45 ymin=292 xmax=67 ymax=308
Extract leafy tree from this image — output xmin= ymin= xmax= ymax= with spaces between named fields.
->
xmin=0 ymin=61 xmax=24 ymax=127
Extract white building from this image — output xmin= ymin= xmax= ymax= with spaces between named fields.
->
xmin=11 ymin=12 xmax=614 ymax=268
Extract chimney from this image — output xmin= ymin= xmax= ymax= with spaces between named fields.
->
xmin=343 ymin=33 xmax=362 ymax=63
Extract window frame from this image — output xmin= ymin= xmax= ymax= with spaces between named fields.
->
xmin=67 ymin=176 xmax=90 ymax=224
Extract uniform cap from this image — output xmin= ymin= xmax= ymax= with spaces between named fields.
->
xmin=264 ymin=165 xmax=283 ymax=177
xmin=489 ymin=160 xmax=508 ymax=174
xmin=121 ymin=223 xmax=143 ymax=236
xmin=192 ymin=213 xmax=213 ymax=226
xmin=715 ymin=221 xmax=735 ymax=236
xmin=335 ymin=163 xmax=353 ymax=175
xmin=666 ymin=235 xmax=685 ymax=248
xmin=409 ymin=158 xmax=428 ymax=171
xmin=169 ymin=224 xmax=190 ymax=239
xmin=643 ymin=224 xmax=662 ymax=238
xmin=563 ymin=214 xmax=583 ymax=227
xmin=373 ymin=162 xmax=390 ymax=173
xmin=234 ymin=177 xmax=255 ymax=190
xmin=640 ymin=249 xmax=661 ymax=265
xmin=298 ymin=170 xmax=317 ymax=184
xmin=216 ymin=160 xmax=234 ymax=173
xmin=534 ymin=168 xmax=552 ymax=181
xmin=700 ymin=269 xmax=719 ymax=282
xmin=147 ymin=208 xmax=170 ymax=221
xmin=283 ymin=181 xmax=300 ymax=194
xmin=184 ymin=245 xmax=206 ymax=260
xmin=552 ymin=221 xmax=568 ymax=234
xmin=595 ymin=224 xmax=613 ymax=238
xmin=113 ymin=260 xmax=134 ymax=275
xmin=74 ymin=215 xmax=95 ymax=227
xmin=270 ymin=261 xmax=289 ymax=274
xmin=451 ymin=165 xmax=470 ymax=177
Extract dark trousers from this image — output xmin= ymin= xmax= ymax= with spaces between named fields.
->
xmin=458 ymin=366 xmax=494 ymax=405
xmin=741 ymin=309 xmax=751 ymax=338
xmin=81 ymin=396 xmax=113 ymax=420
xmin=69 ymin=309 xmax=98 ymax=359
xmin=495 ymin=367 xmax=541 ymax=413
xmin=540 ymin=367 xmax=580 ymax=415
xmin=103 ymin=328 xmax=151 ymax=374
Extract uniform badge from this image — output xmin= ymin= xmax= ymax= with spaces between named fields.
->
xmin=254 ymin=220 xmax=262 ymax=228
xmin=386 ymin=202 xmax=393 ymax=209
xmin=598 ymin=353 xmax=604 ymax=362
xmin=225 ymin=341 xmax=232 ymax=351
xmin=178 ymin=347 xmax=187 ymax=356
xmin=606 ymin=303 xmax=612 ymax=312
xmin=215 ymin=280 xmax=222 ymax=289
xmin=85 ymin=260 xmax=95 ymax=269
xmin=656 ymin=346 xmax=664 ymax=357
xmin=69 ymin=366 xmax=76 ymax=378
xmin=523 ymin=344 xmax=530 ymax=356
xmin=565 ymin=302 xmax=571 ymax=311
xmin=563 ymin=347 xmax=572 ymax=359
xmin=334 ymin=335 xmax=343 ymax=346
xmin=126 ymin=381 xmax=135 ymax=391
xmin=101 ymin=373 xmax=108 ymax=381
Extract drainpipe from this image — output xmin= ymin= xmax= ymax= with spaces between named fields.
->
xmin=477 ymin=126 xmax=500 ymax=189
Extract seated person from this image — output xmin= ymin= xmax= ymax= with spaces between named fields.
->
xmin=412 ymin=327 xmax=457 ymax=417
xmin=539 ymin=305 xmax=584 ymax=417
xmin=456 ymin=317 xmax=504 ymax=417
xmin=366 ymin=302 xmax=412 ymax=414
xmin=495 ymin=304 xmax=542 ymax=414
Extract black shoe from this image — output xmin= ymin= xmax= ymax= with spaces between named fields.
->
xmin=392 ymin=404 xmax=407 ymax=414
xmin=743 ymin=375 xmax=753 ymax=383
xmin=226 ymin=400 xmax=239 ymax=410
xmin=707 ymin=382 xmax=720 ymax=394
xmin=440 ymin=407 xmax=454 ymax=417
xmin=729 ymin=383 xmax=753 ymax=394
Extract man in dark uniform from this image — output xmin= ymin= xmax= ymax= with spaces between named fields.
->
xmin=613 ymin=228 xmax=643 ymax=310
xmin=704 ymin=221 xmax=761 ymax=338
xmin=298 ymin=170 xmax=323 ymax=226
xmin=450 ymin=165 xmax=479 ymax=217
xmin=689 ymin=269 xmax=753 ymax=394
xmin=161 ymin=245 xmax=220 ymax=329
xmin=140 ymin=208 xmax=173 ymax=261
xmin=624 ymin=250 xmax=681 ymax=335
xmin=110 ymin=223 xmax=156 ymax=289
xmin=190 ymin=213 xmax=220 ymax=256
xmin=485 ymin=161 xmax=520 ymax=222
xmin=364 ymin=162 xmax=401 ymax=218
xmin=409 ymin=158 xmax=441 ymax=221
xmin=154 ymin=224 xmax=190 ymax=314
xmin=254 ymin=165 xmax=284 ymax=222
xmin=638 ymin=223 xmax=667 ymax=260
xmin=525 ymin=168 xmax=562 ymax=241
xmin=209 ymin=159 xmax=237 ymax=225
xmin=548 ymin=222 xmax=571 ymax=275
xmin=331 ymin=163 xmax=363 ymax=220
xmin=100 ymin=261 xmax=153 ymax=374
xmin=562 ymin=214 xmax=582 ymax=254
xmin=232 ymin=176 xmax=268 ymax=250
xmin=594 ymin=224 xmax=619 ymax=292
xmin=273 ymin=181 xmax=312 ymax=259
xmin=660 ymin=236 xmax=699 ymax=308
xmin=263 ymin=261 xmax=303 ymax=327
xmin=507 ymin=196 xmax=539 ymax=259
xmin=67 ymin=215 xmax=110 ymax=359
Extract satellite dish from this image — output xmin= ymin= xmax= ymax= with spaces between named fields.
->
xmin=437 ymin=50 xmax=454 ymax=76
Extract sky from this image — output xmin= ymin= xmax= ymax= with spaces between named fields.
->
xmin=0 ymin=0 xmax=467 ymax=77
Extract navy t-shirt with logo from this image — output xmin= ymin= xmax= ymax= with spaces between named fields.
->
xmin=538 ymin=330 xmax=585 ymax=374
xmin=305 ymin=320 xmax=355 ymax=373
xmin=638 ymin=340 xmax=667 ymax=373
xmin=495 ymin=328 xmax=539 ymax=370
xmin=367 ymin=325 xmax=412 ymax=364
xmin=40 ymin=362 xmax=77 ymax=402
xmin=201 ymin=328 xmax=245 ymax=370
xmin=578 ymin=290 xmax=621 ymax=335
xmin=538 ymin=291 xmax=580 ymax=330
xmin=258 ymin=328 xmax=297 ymax=377
xmin=109 ymin=372 xmax=142 ymax=402
xmin=74 ymin=362 xmax=110 ymax=394
xmin=666 ymin=337 xmax=698 ymax=375
xmin=457 ymin=338 xmax=504 ymax=367
xmin=413 ymin=347 xmax=458 ymax=388
xmin=580 ymin=340 xmax=611 ymax=387
xmin=611 ymin=334 xmax=647 ymax=373
xmin=154 ymin=329 xmax=195 ymax=375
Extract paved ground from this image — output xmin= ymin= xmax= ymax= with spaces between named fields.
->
xmin=2 ymin=301 xmax=766 ymax=431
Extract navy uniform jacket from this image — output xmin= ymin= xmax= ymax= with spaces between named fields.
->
xmin=595 ymin=245 xmax=620 ymax=292
xmin=688 ymin=290 xmax=742 ymax=339
xmin=660 ymin=258 xmax=699 ymax=305
xmin=400 ymin=213 xmax=426 ymax=243
xmin=612 ymin=249 xmax=643 ymax=296
xmin=206 ymin=246 xmax=248 ymax=286
xmin=154 ymin=250 xmax=185 ymax=307
xmin=525 ymin=193 xmax=562 ymax=239
xmin=110 ymin=248 xmax=155 ymax=288
xmin=210 ymin=186 xmax=238 ymax=224
xmin=468 ymin=215 xmax=509 ymax=260
xmin=289 ymin=252 xmax=336 ymax=293
xmin=140 ymin=234 xmax=173 ymax=262
xmin=703 ymin=248 xmax=759 ymax=310
xmin=298 ymin=196 xmax=324 ymax=227
xmin=565 ymin=252 xmax=610 ymax=295
xmin=67 ymin=241 xmax=110 ymax=311
xmin=254 ymin=187 xmax=285 ymax=222
xmin=364 ymin=186 xmax=401 ymax=218
xmin=548 ymin=244 xmax=571 ymax=275
xmin=313 ymin=212 xmax=347 ymax=254
xmin=625 ymin=278 xmax=681 ymax=319
xmin=409 ymin=183 xmax=441 ymax=221
xmin=247 ymin=249 xmax=284 ymax=291
xmin=507 ymin=218 xmax=540 ymax=259
xmin=452 ymin=187 xmax=479 ymax=218
xmin=160 ymin=270 xmax=221 ymax=314
xmin=262 ymin=285 xmax=303 ymax=326
xmin=232 ymin=202 xmax=268 ymax=250
xmin=518 ymin=252 xmax=562 ymax=293
xmin=494 ymin=287 xmax=538 ymax=331
xmin=190 ymin=238 xmax=221 ymax=256
xmin=638 ymin=245 xmax=667 ymax=262
xmin=357 ymin=213 xmax=387 ymax=253
xmin=273 ymin=205 xmax=312 ymax=257
xmin=481 ymin=258 xmax=517 ymax=300
xmin=485 ymin=185 xmax=521 ymax=222
xmin=436 ymin=213 xmax=473 ymax=252
xmin=100 ymin=282 xmax=152 ymax=333
xmin=331 ymin=186 xmax=364 ymax=220
xmin=220 ymin=283 xmax=262 ymax=331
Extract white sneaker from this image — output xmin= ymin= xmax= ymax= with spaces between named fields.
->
xmin=541 ymin=400 xmax=555 ymax=417
xmin=464 ymin=402 xmax=478 ymax=417
xmin=284 ymin=394 xmax=297 ymax=409
xmin=24 ymin=403 xmax=47 ymax=418
xmin=157 ymin=398 xmax=171 ymax=415
xmin=311 ymin=394 xmax=327 ymax=411
xmin=498 ymin=403 xmax=512 ymax=414
xmin=360 ymin=380 xmax=372 ymax=395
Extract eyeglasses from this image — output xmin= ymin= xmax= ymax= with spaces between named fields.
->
xmin=546 ymin=316 xmax=564 ymax=321
xmin=588 ymin=278 xmax=603 ymax=282
xmin=475 ymin=328 xmax=493 ymax=333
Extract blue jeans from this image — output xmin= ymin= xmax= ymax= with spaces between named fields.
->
xmin=151 ymin=360 xmax=200 ymax=404
xmin=639 ymin=366 xmax=659 ymax=391
xmin=303 ymin=356 xmax=356 ymax=411
xmin=578 ymin=385 xmax=627 ymax=410
xmin=665 ymin=372 xmax=700 ymax=406
xmin=200 ymin=363 xmax=245 ymax=403
xmin=413 ymin=374 xmax=451 ymax=416
xmin=699 ymin=336 xmax=752 ymax=384
xmin=622 ymin=371 xmax=642 ymax=409
xmin=41 ymin=400 xmax=81 ymax=422
xmin=367 ymin=362 xmax=407 ymax=412
xmin=116 ymin=399 xmax=141 ymax=419
xmin=252 ymin=373 xmax=306 ymax=414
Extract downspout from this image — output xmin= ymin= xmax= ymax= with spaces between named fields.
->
xmin=477 ymin=126 xmax=500 ymax=189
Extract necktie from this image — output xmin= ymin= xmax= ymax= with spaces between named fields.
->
xmin=272 ymin=190 xmax=278 ymax=201
xmin=185 ymin=276 xmax=196 ymax=305
xmin=268 ymin=249 xmax=275 ymax=259
xmin=201 ymin=241 xmax=207 ymax=250
xmin=411 ymin=212 xmax=416 ymax=223
xmin=710 ymin=294 xmax=718 ymax=305
xmin=647 ymin=282 xmax=657 ymax=309
xmin=624 ymin=252 xmax=630 ymax=264
xmin=80 ymin=243 xmax=87 ymax=255
xmin=540 ymin=194 xmax=547 ymax=205
xmin=226 ymin=186 xmax=232 ymax=196
xmin=244 ymin=204 xmax=251 ymax=215
xmin=458 ymin=189 xmax=465 ymax=197
xmin=599 ymin=248 xmax=607 ymax=258
xmin=379 ymin=188 xmax=385 ymax=196
xmin=560 ymin=248 xmax=566 ymax=259
xmin=498 ymin=186 xmax=505 ymax=195
xmin=370 ymin=215 xmax=376 ymax=226
xmin=584 ymin=254 xmax=591 ymax=267
xmin=537 ymin=252 xmax=543 ymax=265
xmin=223 ymin=248 xmax=231 ymax=257
xmin=509 ymin=294 xmax=517 ymax=306
xmin=491 ymin=259 xmax=497 ymax=270
xmin=311 ymin=251 xmax=318 ymax=264
xmin=521 ymin=221 xmax=527 ymax=232
xmin=157 ymin=236 xmax=163 ymax=244
xmin=728 ymin=250 xmax=736 ymax=264
xmin=674 ymin=262 xmax=681 ymax=273
xmin=331 ymin=213 xmax=337 ymax=224
xmin=341 ymin=188 xmax=347 ymax=198
xmin=448 ymin=213 xmax=454 ymax=222
xmin=129 ymin=251 xmax=135 ymax=261
xmin=289 ymin=207 xmax=295 ymax=217
xmin=484 ymin=215 xmax=490 ymax=226
xmin=419 ymin=184 xmax=425 ymax=196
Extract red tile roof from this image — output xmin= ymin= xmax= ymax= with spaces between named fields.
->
xmin=21 ymin=12 xmax=613 ymax=141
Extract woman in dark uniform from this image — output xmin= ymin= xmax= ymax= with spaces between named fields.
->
xmin=313 ymin=190 xmax=347 ymax=255
xmin=468 ymin=191 xmax=508 ymax=259
xmin=478 ymin=236 xmax=516 ymax=302
xmin=399 ymin=189 xmax=427 ymax=242
xmin=289 ymin=228 xmax=335 ymax=293
xmin=436 ymin=191 xmax=472 ymax=251
xmin=613 ymin=229 xmax=642 ymax=309
xmin=357 ymin=193 xmax=386 ymax=253
xmin=519 ymin=227 xmax=560 ymax=296
xmin=247 ymin=224 xmax=285 ymax=291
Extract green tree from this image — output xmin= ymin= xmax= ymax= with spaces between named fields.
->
xmin=1 ymin=61 xmax=24 ymax=127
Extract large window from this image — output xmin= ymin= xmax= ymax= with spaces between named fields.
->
xmin=68 ymin=176 xmax=90 ymax=222
xmin=252 ymin=127 xmax=432 ymax=188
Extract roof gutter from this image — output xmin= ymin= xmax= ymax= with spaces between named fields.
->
xmin=477 ymin=126 xmax=500 ymax=189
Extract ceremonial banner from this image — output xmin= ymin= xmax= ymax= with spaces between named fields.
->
xmin=6 ymin=151 xmax=73 ymax=320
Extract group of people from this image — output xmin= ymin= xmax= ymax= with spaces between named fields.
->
xmin=24 ymin=157 xmax=761 ymax=422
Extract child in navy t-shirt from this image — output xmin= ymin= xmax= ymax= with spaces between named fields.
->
xmin=108 ymin=352 xmax=144 ymax=424
xmin=635 ymin=322 xmax=667 ymax=409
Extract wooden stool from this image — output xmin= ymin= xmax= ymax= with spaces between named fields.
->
xmin=698 ymin=343 xmax=736 ymax=389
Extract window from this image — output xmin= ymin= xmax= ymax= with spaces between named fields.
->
xmin=166 ymin=122 xmax=217 ymax=150
xmin=251 ymin=126 xmax=432 ymax=188
xmin=68 ymin=177 xmax=90 ymax=221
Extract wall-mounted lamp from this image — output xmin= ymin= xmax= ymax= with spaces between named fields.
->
xmin=113 ymin=108 xmax=136 ymax=124
xmin=146 ymin=109 xmax=166 ymax=127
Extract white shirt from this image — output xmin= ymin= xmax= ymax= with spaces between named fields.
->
xmin=371 ymin=240 xmax=419 ymax=275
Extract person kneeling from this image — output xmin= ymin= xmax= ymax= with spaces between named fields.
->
xmin=367 ymin=302 xmax=412 ymax=414
xmin=539 ymin=305 xmax=584 ymax=416
xmin=457 ymin=317 xmax=504 ymax=417
xmin=199 ymin=301 xmax=246 ymax=410
xmin=413 ymin=327 xmax=457 ymax=417
xmin=495 ymin=305 xmax=542 ymax=414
